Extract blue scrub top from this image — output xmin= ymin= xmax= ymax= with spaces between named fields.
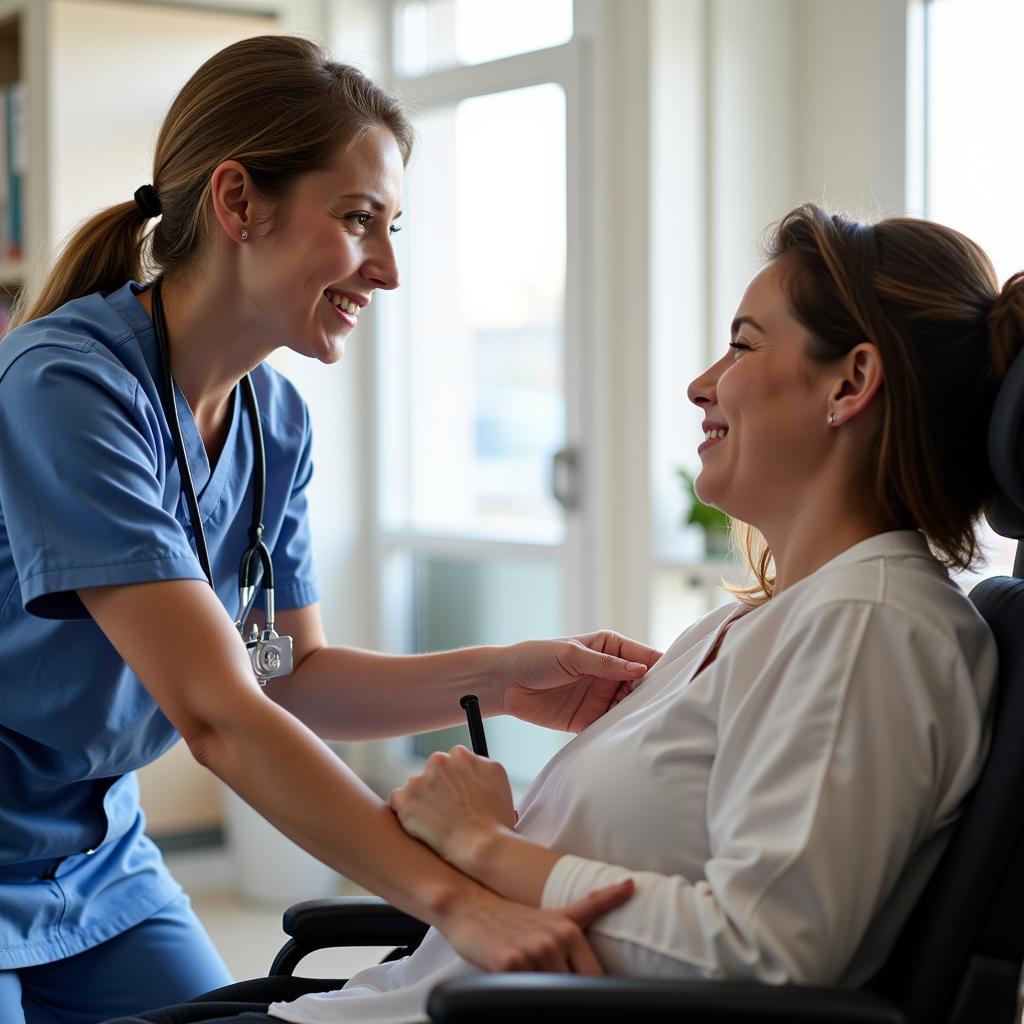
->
xmin=0 ymin=281 xmax=319 ymax=968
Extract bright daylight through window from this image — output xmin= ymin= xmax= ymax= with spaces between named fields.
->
xmin=926 ymin=0 xmax=1024 ymax=581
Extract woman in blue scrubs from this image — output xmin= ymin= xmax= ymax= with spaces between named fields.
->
xmin=0 ymin=35 xmax=658 ymax=1024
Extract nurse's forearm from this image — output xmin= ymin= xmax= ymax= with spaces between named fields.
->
xmin=194 ymin=688 xmax=485 ymax=926
xmin=78 ymin=580 xmax=484 ymax=926
xmin=267 ymin=644 xmax=505 ymax=739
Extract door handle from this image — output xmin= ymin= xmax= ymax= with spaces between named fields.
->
xmin=551 ymin=447 xmax=580 ymax=512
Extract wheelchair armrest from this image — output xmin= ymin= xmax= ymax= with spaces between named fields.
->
xmin=270 ymin=897 xmax=430 ymax=976
xmin=426 ymin=975 xmax=908 ymax=1024
xmin=282 ymin=897 xmax=430 ymax=946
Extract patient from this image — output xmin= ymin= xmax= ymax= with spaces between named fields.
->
xmin=112 ymin=204 xmax=1024 ymax=1024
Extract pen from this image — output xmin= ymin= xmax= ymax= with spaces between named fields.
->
xmin=459 ymin=693 xmax=489 ymax=757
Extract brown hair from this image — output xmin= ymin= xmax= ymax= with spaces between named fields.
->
xmin=730 ymin=203 xmax=1024 ymax=607
xmin=11 ymin=35 xmax=413 ymax=330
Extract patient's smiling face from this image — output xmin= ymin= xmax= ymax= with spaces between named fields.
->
xmin=686 ymin=258 xmax=836 ymax=527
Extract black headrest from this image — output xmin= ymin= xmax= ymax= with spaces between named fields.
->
xmin=987 ymin=352 xmax=1024 ymax=540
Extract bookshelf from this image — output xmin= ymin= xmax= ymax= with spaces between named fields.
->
xmin=0 ymin=0 xmax=32 ymax=332
xmin=0 ymin=0 xmax=280 ymax=340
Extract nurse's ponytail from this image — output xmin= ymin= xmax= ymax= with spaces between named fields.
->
xmin=9 ymin=201 xmax=153 ymax=330
xmin=9 ymin=35 xmax=412 ymax=331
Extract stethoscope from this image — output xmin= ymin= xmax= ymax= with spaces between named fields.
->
xmin=151 ymin=277 xmax=293 ymax=685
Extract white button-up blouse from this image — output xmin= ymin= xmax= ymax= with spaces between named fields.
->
xmin=270 ymin=530 xmax=997 ymax=1024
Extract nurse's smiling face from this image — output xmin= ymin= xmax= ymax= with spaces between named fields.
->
xmin=240 ymin=126 xmax=404 ymax=364
xmin=686 ymin=258 xmax=835 ymax=528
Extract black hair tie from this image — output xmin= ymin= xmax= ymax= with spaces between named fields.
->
xmin=133 ymin=184 xmax=162 ymax=219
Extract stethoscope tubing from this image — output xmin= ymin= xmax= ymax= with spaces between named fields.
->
xmin=151 ymin=276 xmax=272 ymax=625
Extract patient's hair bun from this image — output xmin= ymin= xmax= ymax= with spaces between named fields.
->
xmin=989 ymin=270 xmax=1024 ymax=378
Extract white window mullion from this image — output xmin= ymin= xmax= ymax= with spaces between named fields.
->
xmin=396 ymin=41 xmax=577 ymax=106
xmin=365 ymin=2 xmax=590 ymax=788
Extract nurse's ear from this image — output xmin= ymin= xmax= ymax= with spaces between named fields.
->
xmin=826 ymin=342 xmax=884 ymax=428
xmin=209 ymin=159 xmax=261 ymax=245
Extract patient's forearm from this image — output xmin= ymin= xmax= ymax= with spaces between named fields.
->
xmin=454 ymin=826 xmax=563 ymax=906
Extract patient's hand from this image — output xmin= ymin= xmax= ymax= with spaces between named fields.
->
xmin=393 ymin=751 xmax=635 ymax=975
xmin=390 ymin=745 xmax=514 ymax=863
xmin=393 ymin=747 xmax=636 ymax=933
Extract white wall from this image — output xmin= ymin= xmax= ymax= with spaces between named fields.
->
xmin=49 ymin=1 xmax=279 ymax=251
xmin=795 ymin=0 xmax=909 ymax=218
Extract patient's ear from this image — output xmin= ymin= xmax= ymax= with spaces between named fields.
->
xmin=829 ymin=342 xmax=883 ymax=425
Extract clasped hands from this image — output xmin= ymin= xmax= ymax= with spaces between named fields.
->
xmin=387 ymin=630 xmax=660 ymax=975
xmin=391 ymin=744 xmax=637 ymax=975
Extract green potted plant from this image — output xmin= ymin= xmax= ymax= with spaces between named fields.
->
xmin=678 ymin=468 xmax=731 ymax=559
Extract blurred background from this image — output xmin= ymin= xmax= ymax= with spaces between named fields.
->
xmin=0 ymin=0 xmax=1019 ymax=982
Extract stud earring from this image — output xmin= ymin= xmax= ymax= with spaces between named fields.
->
xmin=240 ymin=227 xmax=248 ymax=241
xmin=828 ymin=411 xmax=837 ymax=425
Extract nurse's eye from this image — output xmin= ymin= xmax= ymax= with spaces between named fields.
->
xmin=343 ymin=212 xmax=373 ymax=231
xmin=728 ymin=339 xmax=751 ymax=356
xmin=389 ymin=223 xmax=402 ymax=236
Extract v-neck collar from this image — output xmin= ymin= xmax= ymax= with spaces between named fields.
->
xmin=687 ymin=605 xmax=749 ymax=686
xmin=172 ymin=379 xmax=241 ymax=517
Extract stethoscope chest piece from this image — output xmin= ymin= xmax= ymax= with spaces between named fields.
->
xmin=237 ymin=557 xmax=293 ymax=687
xmin=245 ymin=621 xmax=293 ymax=686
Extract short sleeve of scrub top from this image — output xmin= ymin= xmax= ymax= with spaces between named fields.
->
xmin=0 ymin=335 xmax=206 ymax=617
xmin=0 ymin=281 xmax=319 ymax=968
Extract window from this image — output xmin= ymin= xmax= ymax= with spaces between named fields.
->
xmin=371 ymin=0 xmax=586 ymax=787
xmin=395 ymin=0 xmax=572 ymax=76
xmin=922 ymin=0 xmax=1023 ymax=582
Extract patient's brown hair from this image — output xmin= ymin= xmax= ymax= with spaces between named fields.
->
xmin=731 ymin=203 xmax=1024 ymax=606
xmin=11 ymin=35 xmax=413 ymax=330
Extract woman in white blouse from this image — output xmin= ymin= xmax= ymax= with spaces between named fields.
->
xmin=118 ymin=205 xmax=1024 ymax=1024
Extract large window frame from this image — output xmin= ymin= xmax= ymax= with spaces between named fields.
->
xmin=361 ymin=1 xmax=601 ymax=792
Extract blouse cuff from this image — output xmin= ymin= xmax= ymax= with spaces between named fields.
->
xmin=540 ymin=853 xmax=633 ymax=909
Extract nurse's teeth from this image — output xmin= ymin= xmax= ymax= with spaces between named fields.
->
xmin=325 ymin=291 xmax=360 ymax=316
xmin=704 ymin=429 xmax=728 ymax=440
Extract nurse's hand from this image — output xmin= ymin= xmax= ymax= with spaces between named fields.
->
xmin=439 ymin=880 xmax=634 ymax=974
xmin=390 ymin=745 xmax=515 ymax=863
xmin=499 ymin=631 xmax=662 ymax=733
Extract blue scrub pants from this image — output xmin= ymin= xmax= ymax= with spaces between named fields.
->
xmin=0 ymin=892 xmax=233 ymax=1024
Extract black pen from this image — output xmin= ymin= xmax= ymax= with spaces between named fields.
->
xmin=459 ymin=693 xmax=489 ymax=757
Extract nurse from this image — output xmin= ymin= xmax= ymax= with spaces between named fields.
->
xmin=0 ymin=34 xmax=657 ymax=1024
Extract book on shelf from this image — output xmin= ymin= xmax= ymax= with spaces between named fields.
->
xmin=0 ymin=79 xmax=25 ymax=265
xmin=0 ymin=291 xmax=12 ymax=339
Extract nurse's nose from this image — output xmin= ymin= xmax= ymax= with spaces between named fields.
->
xmin=363 ymin=236 xmax=400 ymax=291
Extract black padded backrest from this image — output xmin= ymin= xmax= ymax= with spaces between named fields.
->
xmin=870 ymin=575 xmax=1024 ymax=1024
